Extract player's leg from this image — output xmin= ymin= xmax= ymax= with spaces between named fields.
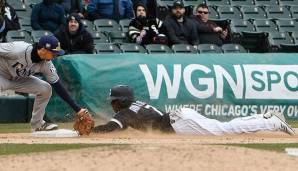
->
xmin=8 ymin=76 xmax=56 ymax=130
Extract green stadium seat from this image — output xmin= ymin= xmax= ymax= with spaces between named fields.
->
xmin=171 ymin=44 xmax=198 ymax=53
xmin=254 ymin=0 xmax=278 ymax=6
xmin=15 ymin=7 xmax=32 ymax=20
xmin=275 ymin=19 xmax=298 ymax=33
xmin=197 ymin=44 xmax=222 ymax=53
xmin=208 ymin=6 xmax=220 ymax=19
xmin=145 ymin=44 xmax=173 ymax=54
xmin=25 ymin=0 xmax=42 ymax=8
xmin=241 ymin=6 xmax=267 ymax=20
xmin=31 ymin=30 xmax=53 ymax=43
xmin=291 ymin=31 xmax=298 ymax=43
xmin=93 ymin=19 xmax=122 ymax=33
xmin=6 ymin=30 xmax=32 ymax=43
xmin=253 ymin=19 xmax=278 ymax=33
xmin=279 ymin=44 xmax=298 ymax=52
xmin=94 ymin=43 xmax=121 ymax=54
xmin=265 ymin=5 xmax=292 ymax=19
xmin=268 ymin=32 xmax=294 ymax=49
xmin=239 ymin=31 xmax=270 ymax=52
xmin=230 ymin=0 xmax=255 ymax=6
xmin=119 ymin=19 xmax=131 ymax=32
xmin=217 ymin=6 xmax=243 ymax=20
xmin=290 ymin=6 xmax=298 ymax=19
xmin=279 ymin=0 xmax=298 ymax=6
xmin=81 ymin=19 xmax=96 ymax=32
xmin=206 ymin=0 xmax=230 ymax=6
xmin=230 ymin=19 xmax=255 ymax=33
xmin=19 ymin=18 xmax=32 ymax=32
xmin=120 ymin=44 xmax=147 ymax=53
xmin=221 ymin=44 xmax=247 ymax=53
xmin=108 ymin=31 xmax=129 ymax=44
xmin=90 ymin=31 xmax=110 ymax=44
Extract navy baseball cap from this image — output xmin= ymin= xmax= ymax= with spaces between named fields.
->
xmin=38 ymin=35 xmax=65 ymax=56
xmin=173 ymin=0 xmax=184 ymax=8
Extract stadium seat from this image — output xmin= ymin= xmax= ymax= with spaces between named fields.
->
xmin=275 ymin=19 xmax=298 ymax=33
xmin=6 ymin=30 xmax=32 ymax=43
xmin=291 ymin=31 xmax=298 ymax=43
xmin=221 ymin=44 xmax=247 ymax=53
xmin=93 ymin=19 xmax=122 ymax=33
xmin=19 ymin=18 xmax=32 ymax=32
xmin=254 ymin=0 xmax=278 ymax=6
xmin=15 ymin=8 xmax=32 ymax=20
xmin=239 ymin=31 xmax=270 ymax=52
xmin=206 ymin=0 xmax=230 ymax=6
xmin=265 ymin=5 xmax=292 ymax=19
xmin=217 ymin=6 xmax=243 ymax=20
xmin=253 ymin=19 xmax=278 ymax=33
xmin=197 ymin=44 xmax=222 ymax=53
xmin=241 ymin=5 xmax=267 ymax=20
xmin=268 ymin=32 xmax=294 ymax=49
xmin=119 ymin=19 xmax=131 ymax=32
xmin=108 ymin=31 xmax=129 ymax=44
xmin=120 ymin=44 xmax=147 ymax=53
xmin=90 ymin=32 xmax=110 ymax=44
xmin=25 ymin=0 xmax=42 ymax=8
xmin=31 ymin=30 xmax=53 ymax=43
xmin=290 ymin=5 xmax=298 ymax=19
xmin=145 ymin=44 xmax=173 ymax=53
xmin=230 ymin=19 xmax=255 ymax=33
xmin=279 ymin=0 xmax=298 ymax=6
xmin=208 ymin=6 xmax=220 ymax=19
xmin=229 ymin=0 xmax=254 ymax=6
xmin=7 ymin=0 xmax=24 ymax=6
xmin=279 ymin=44 xmax=298 ymax=52
xmin=171 ymin=44 xmax=198 ymax=53
xmin=81 ymin=19 xmax=96 ymax=32
xmin=94 ymin=43 xmax=121 ymax=54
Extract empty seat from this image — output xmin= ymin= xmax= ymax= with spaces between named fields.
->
xmin=206 ymin=0 xmax=230 ymax=6
xmin=93 ymin=19 xmax=122 ymax=33
xmin=16 ymin=8 xmax=32 ymax=20
xmin=241 ymin=5 xmax=267 ymax=20
xmin=217 ymin=6 xmax=243 ymax=20
xmin=6 ymin=30 xmax=32 ymax=43
xmin=291 ymin=31 xmax=298 ymax=43
xmin=19 ymin=18 xmax=32 ymax=32
xmin=221 ymin=44 xmax=247 ymax=53
xmin=119 ymin=19 xmax=131 ymax=32
xmin=81 ymin=19 xmax=95 ymax=32
xmin=265 ymin=5 xmax=292 ymax=19
xmin=171 ymin=44 xmax=198 ymax=53
xmin=240 ymin=31 xmax=270 ymax=52
xmin=279 ymin=44 xmax=298 ymax=52
xmin=94 ymin=43 xmax=121 ymax=54
xmin=145 ymin=44 xmax=173 ymax=53
xmin=197 ymin=44 xmax=222 ymax=53
xmin=254 ymin=0 xmax=278 ymax=6
xmin=275 ymin=19 xmax=298 ymax=33
xmin=269 ymin=32 xmax=294 ymax=47
xmin=120 ymin=44 xmax=147 ymax=53
xmin=230 ymin=19 xmax=255 ymax=33
xmin=31 ymin=30 xmax=52 ymax=43
xmin=253 ymin=19 xmax=278 ymax=33
xmin=279 ymin=0 xmax=298 ymax=6
xmin=25 ymin=0 xmax=42 ymax=8
xmin=290 ymin=5 xmax=298 ymax=19
xmin=108 ymin=31 xmax=129 ymax=44
xmin=90 ymin=32 xmax=110 ymax=44
xmin=208 ymin=6 xmax=220 ymax=19
xmin=230 ymin=0 xmax=254 ymax=6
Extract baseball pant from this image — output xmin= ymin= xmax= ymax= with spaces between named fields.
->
xmin=169 ymin=108 xmax=280 ymax=135
xmin=0 ymin=75 xmax=51 ymax=129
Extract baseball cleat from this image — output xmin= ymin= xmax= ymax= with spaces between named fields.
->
xmin=34 ymin=122 xmax=58 ymax=131
xmin=270 ymin=112 xmax=295 ymax=136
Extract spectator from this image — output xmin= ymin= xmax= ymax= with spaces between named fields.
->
xmin=0 ymin=0 xmax=20 ymax=42
xmin=55 ymin=13 xmax=94 ymax=54
xmin=132 ymin=0 xmax=157 ymax=18
xmin=163 ymin=0 xmax=199 ymax=46
xmin=54 ymin=0 xmax=85 ymax=18
xmin=31 ymin=0 xmax=66 ymax=33
xmin=192 ymin=4 xmax=229 ymax=46
xmin=128 ymin=3 xmax=166 ymax=45
xmin=87 ymin=0 xmax=134 ymax=21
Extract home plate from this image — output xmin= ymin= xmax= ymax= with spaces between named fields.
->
xmin=31 ymin=129 xmax=79 ymax=137
xmin=285 ymin=148 xmax=298 ymax=157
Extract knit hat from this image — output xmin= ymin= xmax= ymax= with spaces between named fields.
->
xmin=133 ymin=2 xmax=147 ymax=15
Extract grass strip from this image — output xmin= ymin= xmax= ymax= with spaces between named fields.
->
xmin=0 ymin=143 xmax=129 ymax=156
xmin=226 ymin=143 xmax=298 ymax=152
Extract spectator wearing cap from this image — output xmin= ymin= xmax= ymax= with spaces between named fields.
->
xmin=55 ymin=13 xmax=94 ymax=54
xmin=128 ymin=3 xmax=166 ymax=45
xmin=87 ymin=0 xmax=134 ymax=21
xmin=31 ymin=0 xmax=66 ymax=33
xmin=192 ymin=3 xmax=229 ymax=46
xmin=0 ymin=0 xmax=20 ymax=42
xmin=163 ymin=0 xmax=199 ymax=46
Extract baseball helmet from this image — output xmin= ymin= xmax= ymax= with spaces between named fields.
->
xmin=108 ymin=85 xmax=135 ymax=102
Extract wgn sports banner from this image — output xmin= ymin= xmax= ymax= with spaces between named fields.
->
xmin=47 ymin=53 xmax=298 ymax=121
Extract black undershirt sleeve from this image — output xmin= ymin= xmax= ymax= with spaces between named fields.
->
xmin=92 ymin=121 xmax=121 ymax=133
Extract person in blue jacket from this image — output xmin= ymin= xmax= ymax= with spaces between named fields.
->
xmin=87 ymin=0 xmax=134 ymax=21
xmin=31 ymin=0 xmax=66 ymax=33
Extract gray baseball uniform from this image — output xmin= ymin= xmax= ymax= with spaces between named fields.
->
xmin=0 ymin=41 xmax=59 ymax=128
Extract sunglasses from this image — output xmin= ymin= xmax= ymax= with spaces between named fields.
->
xmin=197 ymin=11 xmax=209 ymax=14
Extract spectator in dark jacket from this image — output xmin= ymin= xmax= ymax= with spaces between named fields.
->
xmin=54 ymin=0 xmax=85 ymax=18
xmin=192 ymin=4 xmax=228 ymax=46
xmin=31 ymin=0 xmax=66 ymax=33
xmin=128 ymin=3 xmax=166 ymax=45
xmin=87 ymin=0 xmax=134 ymax=21
xmin=0 ymin=0 xmax=20 ymax=42
xmin=163 ymin=0 xmax=199 ymax=46
xmin=55 ymin=13 xmax=94 ymax=54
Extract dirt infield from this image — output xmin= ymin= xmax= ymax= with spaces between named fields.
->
xmin=0 ymin=129 xmax=298 ymax=171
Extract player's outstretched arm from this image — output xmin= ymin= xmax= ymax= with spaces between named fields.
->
xmin=92 ymin=121 xmax=122 ymax=133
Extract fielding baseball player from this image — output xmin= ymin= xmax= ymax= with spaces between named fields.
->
xmin=0 ymin=35 xmax=88 ymax=131
xmin=92 ymin=85 xmax=295 ymax=136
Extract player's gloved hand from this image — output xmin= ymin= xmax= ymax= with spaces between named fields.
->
xmin=73 ymin=108 xmax=95 ymax=135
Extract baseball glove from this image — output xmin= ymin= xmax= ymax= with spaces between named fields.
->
xmin=73 ymin=109 xmax=95 ymax=135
